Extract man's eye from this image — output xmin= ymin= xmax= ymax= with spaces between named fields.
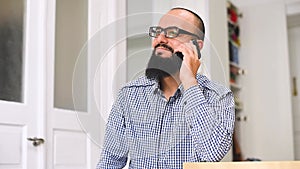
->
xmin=151 ymin=30 xmax=157 ymax=34
xmin=167 ymin=30 xmax=178 ymax=37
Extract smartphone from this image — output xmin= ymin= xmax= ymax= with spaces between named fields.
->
xmin=175 ymin=39 xmax=201 ymax=59
xmin=192 ymin=39 xmax=201 ymax=59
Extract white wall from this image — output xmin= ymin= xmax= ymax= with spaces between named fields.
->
xmin=126 ymin=0 xmax=153 ymax=81
xmin=231 ymin=0 xmax=294 ymax=160
xmin=206 ymin=0 xmax=230 ymax=86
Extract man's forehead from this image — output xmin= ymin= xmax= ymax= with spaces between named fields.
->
xmin=158 ymin=11 xmax=198 ymax=31
xmin=159 ymin=13 xmax=187 ymax=26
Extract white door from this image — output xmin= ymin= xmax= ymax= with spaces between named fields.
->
xmin=46 ymin=0 xmax=97 ymax=168
xmin=288 ymin=19 xmax=300 ymax=160
xmin=0 ymin=0 xmax=126 ymax=168
xmin=0 ymin=0 xmax=46 ymax=168
xmin=46 ymin=0 xmax=127 ymax=168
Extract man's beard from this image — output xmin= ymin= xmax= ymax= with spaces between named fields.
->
xmin=145 ymin=44 xmax=183 ymax=81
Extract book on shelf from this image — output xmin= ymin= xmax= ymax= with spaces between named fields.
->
xmin=227 ymin=1 xmax=239 ymax=24
xmin=229 ymin=41 xmax=239 ymax=64
xmin=230 ymin=82 xmax=242 ymax=90
xmin=228 ymin=22 xmax=240 ymax=45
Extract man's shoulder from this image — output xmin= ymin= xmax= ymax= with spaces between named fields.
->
xmin=196 ymin=74 xmax=232 ymax=97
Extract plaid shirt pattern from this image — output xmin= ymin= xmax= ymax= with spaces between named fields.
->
xmin=97 ymin=74 xmax=235 ymax=169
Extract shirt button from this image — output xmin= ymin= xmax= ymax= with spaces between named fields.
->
xmin=189 ymin=125 xmax=193 ymax=129
xmin=183 ymin=101 xmax=187 ymax=105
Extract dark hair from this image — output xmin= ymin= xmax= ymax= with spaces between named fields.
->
xmin=171 ymin=7 xmax=205 ymax=40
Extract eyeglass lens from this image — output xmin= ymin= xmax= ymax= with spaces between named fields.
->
xmin=149 ymin=27 xmax=179 ymax=38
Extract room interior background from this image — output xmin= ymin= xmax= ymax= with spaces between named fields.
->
xmin=0 ymin=0 xmax=299 ymax=168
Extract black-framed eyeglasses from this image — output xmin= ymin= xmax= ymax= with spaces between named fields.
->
xmin=149 ymin=26 xmax=201 ymax=40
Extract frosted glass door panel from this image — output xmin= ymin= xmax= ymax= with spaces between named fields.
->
xmin=54 ymin=0 xmax=87 ymax=111
xmin=0 ymin=0 xmax=24 ymax=102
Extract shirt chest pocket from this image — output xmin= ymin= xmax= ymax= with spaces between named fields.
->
xmin=128 ymin=108 xmax=159 ymax=133
xmin=125 ymin=109 xmax=160 ymax=156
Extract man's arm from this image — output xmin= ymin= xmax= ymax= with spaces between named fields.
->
xmin=182 ymin=84 xmax=235 ymax=162
xmin=96 ymin=89 xmax=128 ymax=169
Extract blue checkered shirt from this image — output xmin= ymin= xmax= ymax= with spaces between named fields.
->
xmin=97 ymin=74 xmax=235 ymax=169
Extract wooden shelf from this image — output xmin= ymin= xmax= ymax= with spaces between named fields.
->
xmin=229 ymin=39 xmax=240 ymax=48
xmin=235 ymin=105 xmax=243 ymax=112
xmin=228 ymin=18 xmax=239 ymax=26
xmin=230 ymin=82 xmax=242 ymax=90
xmin=230 ymin=62 xmax=246 ymax=76
xmin=230 ymin=62 xmax=241 ymax=69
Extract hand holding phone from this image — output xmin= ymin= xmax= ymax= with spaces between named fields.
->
xmin=175 ymin=39 xmax=201 ymax=59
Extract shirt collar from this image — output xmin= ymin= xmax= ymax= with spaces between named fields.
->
xmin=150 ymin=74 xmax=213 ymax=96
xmin=152 ymin=80 xmax=160 ymax=94
xmin=152 ymin=80 xmax=183 ymax=98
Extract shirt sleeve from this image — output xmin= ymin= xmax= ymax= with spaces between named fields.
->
xmin=96 ymin=89 xmax=128 ymax=169
xmin=182 ymin=84 xmax=235 ymax=162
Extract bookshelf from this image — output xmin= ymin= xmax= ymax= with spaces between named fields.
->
xmin=227 ymin=1 xmax=244 ymax=112
xmin=227 ymin=0 xmax=245 ymax=161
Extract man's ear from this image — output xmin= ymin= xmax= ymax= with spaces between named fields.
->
xmin=197 ymin=40 xmax=204 ymax=50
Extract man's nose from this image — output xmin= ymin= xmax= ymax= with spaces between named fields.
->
xmin=155 ymin=32 xmax=168 ymax=44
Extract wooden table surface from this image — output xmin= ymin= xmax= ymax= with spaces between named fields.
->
xmin=183 ymin=161 xmax=300 ymax=169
